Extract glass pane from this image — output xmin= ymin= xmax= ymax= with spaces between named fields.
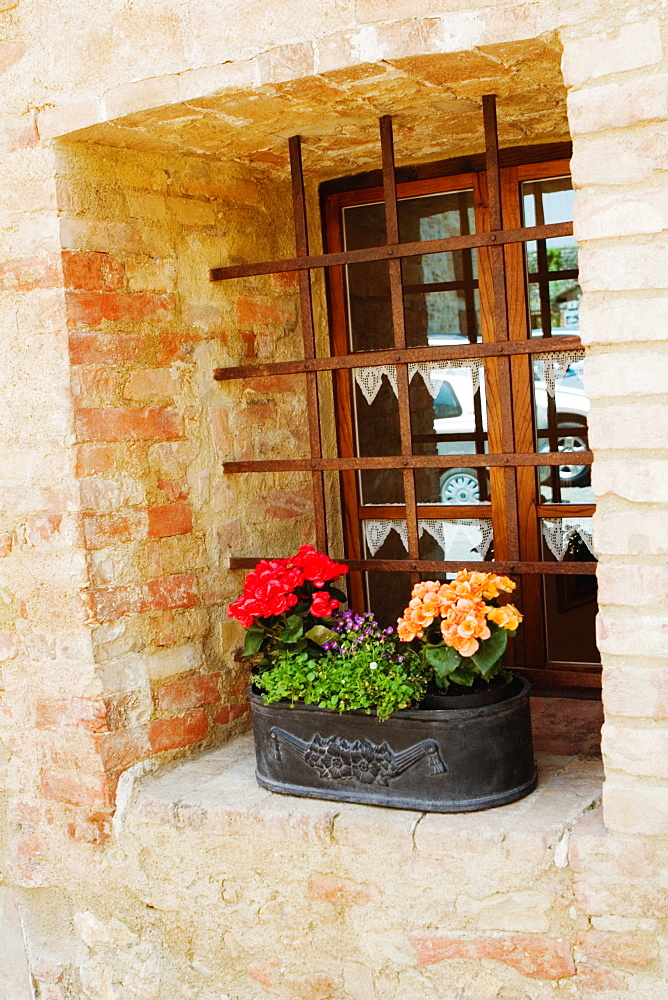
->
xmin=352 ymin=371 xmax=403 ymax=505
xmin=534 ymin=354 xmax=593 ymax=504
xmin=410 ymin=364 xmax=489 ymax=504
xmin=523 ymin=177 xmax=580 ymax=337
xmin=540 ymin=518 xmax=600 ymax=664
xmin=342 ymin=189 xmax=480 ymax=354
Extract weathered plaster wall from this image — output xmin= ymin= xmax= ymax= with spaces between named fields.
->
xmin=1 ymin=0 xmax=668 ymax=998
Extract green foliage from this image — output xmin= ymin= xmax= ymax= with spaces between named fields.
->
xmin=420 ymin=621 xmax=509 ymax=691
xmin=255 ymin=614 xmax=428 ymax=721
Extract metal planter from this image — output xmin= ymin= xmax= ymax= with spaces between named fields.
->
xmin=250 ymin=676 xmax=537 ymax=813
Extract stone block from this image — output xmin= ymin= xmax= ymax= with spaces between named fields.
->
xmin=602 ymin=660 xmax=668 ymax=720
xmin=82 ymin=513 xmax=146 ymax=550
xmin=308 ymin=873 xmax=382 ymax=906
xmin=455 ymin=890 xmax=555 ymax=933
xmin=571 ymin=125 xmax=668 ymax=187
xmin=580 ymin=293 xmax=668 ymax=346
xmin=37 ymin=99 xmax=104 ymax=140
xmin=562 ymin=20 xmax=663 ymax=86
xmin=410 ymin=933 xmax=576 ymax=979
xmin=166 ymin=197 xmax=216 ymax=227
xmin=575 ymin=186 xmax=668 ymax=240
xmin=597 ymin=612 xmax=668 ymax=659
xmin=592 ymin=459 xmax=668 ymax=504
xmin=578 ymin=928 xmax=657 ymax=966
xmin=104 ymin=75 xmax=180 ymax=121
xmin=588 ymin=402 xmax=668 ymax=451
xmin=603 ymin=778 xmax=668 ymax=838
xmin=580 ymin=239 xmax=668 ymax=293
xmin=35 ymin=698 xmax=109 ymax=733
xmin=568 ymin=74 xmax=668 ymax=136
xmin=592 ymin=510 xmax=668 ymax=557
xmin=602 ymin=721 xmax=668 ymax=780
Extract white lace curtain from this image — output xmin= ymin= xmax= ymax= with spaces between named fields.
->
xmin=354 ymin=360 xmax=482 ymax=406
xmin=353 ymin=350 xmax=585 ymax=404
xmin=363 ymin=518 xmax=493 ymax=559
xmin=533 ymin=350 xmax=584 ymax=397
xmin=541 ymin=518 xmax=595 ymax=561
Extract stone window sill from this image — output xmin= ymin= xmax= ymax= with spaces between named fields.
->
xmin=129 ymin=698 xmax=604 ymax=855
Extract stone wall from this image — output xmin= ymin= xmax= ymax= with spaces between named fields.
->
xmin=0 ymin=0 xmax=668 ymax=997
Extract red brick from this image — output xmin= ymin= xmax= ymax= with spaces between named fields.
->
xmin=146 ymin=574 xmax=198 ymax=610
xmin=309 ymin=874 xmax=381 ymax=906
xmin=67 ymin=810 xmax=112 ymax=845
xmin=41 ymin=769 xmax=114 ymax=807
xmin=284 ymin=973 xmax=337 ymax=1000
xmin=148 ymin=708 xmax=208 ymax=752
xmin=235 ymin=295 xmax=281 ymax=325
xmin=214 ymin=702 xmax=249 ymax=724
xmin=62 ymin=251 xmax=124 ymax=291
xmin=66 ymin=291 xmax=174 ymax=327
xmin=35 ymin=698 xmax=109 ymax=733
xmin=0 ymin=532 xmax=12 ymax=557
xmin=75 ymin=406 xmax=182 ymax=442
xmin=0 ymin=254 xmax=62 ymax=292
xmin=72 ymin=366 xmax=120 ymax=402
xmin=76 ymin=443 xmax=116 ymax=477
xmin=411 ymin=934 xmax=576 ymax=980
xmin=88 ymin=585 xmax=144 ymax=623
xmin=148 ymin=502 xmax=192 ymax=538
xmin=83 ymin=513 xmax=143 ymax=549
xmin=69 ymin=332 xmax=143 ymax=365
xmin=579 ymin=930 xmax=657 ymax=967
xmin=94 ymin=730 xmax=148 ymax=773
xmin=0 ymin=116 xmax=38 ymax=152
xmin=156 ymin=327 xmax=203 ymax=365
xmin=0 ymin=632 xmax=18 ymax=661
xmin=272 ymin=270 xmax=299 ymax=290
xmin=264 ymin=487 xmax=312 ymax=520
xmin=248 ymin=964 xmax=277 ymax=988
xmin=156 ymin=672 xmax=220 ymax=712
xmin=13 ymin=832 xmax=45 ymax=864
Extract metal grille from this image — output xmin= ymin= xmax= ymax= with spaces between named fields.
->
xmin=212 ymin=95 xmax=595 ymax=580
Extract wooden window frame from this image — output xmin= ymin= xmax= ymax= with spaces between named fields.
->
xmin=211 ymin=96 xmax=598 ymax=697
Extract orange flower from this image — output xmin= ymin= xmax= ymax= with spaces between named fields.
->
xmin=397 ymin=617 xmax=423 ymax=641
xmin=487 ymin=604 xmax=523 ymax=630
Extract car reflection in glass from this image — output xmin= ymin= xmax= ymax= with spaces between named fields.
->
xmin=425 ymin=346 xmax=589 ymax=505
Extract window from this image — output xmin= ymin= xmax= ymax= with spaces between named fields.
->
xmin=212 ymin=97 xmax=598 ymax=698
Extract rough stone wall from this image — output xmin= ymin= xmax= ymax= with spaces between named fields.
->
xmin=0 ymin=0 xmax=668 ymax=998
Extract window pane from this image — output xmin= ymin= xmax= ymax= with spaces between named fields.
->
xmin=534 ymin=354 xmax=593 ymax=504
xmin=540 ymin=518 xmax=600 ymax=664
xmin=410 ymin=364 xmax=489 ymax=504
xmin=341 ymin=190 xmax=480 ymax=354
xmin=523 ymin=177 xmax=580 ymax=337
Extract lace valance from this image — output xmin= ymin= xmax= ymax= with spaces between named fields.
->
xmin=354 ymin=360 xmax=483 ymax=406
xmin=541 ymin=518 xmax=595 ymax=561
xmin=363 ymin=518 xmax=493 ymax=560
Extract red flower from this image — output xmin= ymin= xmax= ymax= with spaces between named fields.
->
xmin=310 ymin=590 xmax=340 ymax=618
xmin=292 ymin=546 xmax=348 ymax=588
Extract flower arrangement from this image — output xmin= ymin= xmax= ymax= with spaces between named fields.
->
xmin=255 ymin=610 xmax=427 ymax=720
xmin=228 ymin=545 xmax=348 ymax=664
xmin=397 ymin=570 xmax=523 ymax=690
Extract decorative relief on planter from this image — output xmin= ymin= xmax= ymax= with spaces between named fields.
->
xmin=269 ymin=728 xmax=447 ymax=786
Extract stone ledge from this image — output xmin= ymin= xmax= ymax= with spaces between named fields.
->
xmin=131 ymin=697 xmax=604 ymax=861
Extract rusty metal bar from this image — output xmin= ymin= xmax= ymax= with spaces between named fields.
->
xmin=288 ymin=135 xmax=328 ymax=551
xmin=210 ymin=221 xmax=574 ymax=281
xmin=222 ymin=451 xmax=593 ymax=473
xmin=214 ymin=334 xmax=584 ymax=381
xmin=230 ymin=556 xmax=597 ymax=575
xmin=483 ymin=93 xmax=520 ymax=561
xmin=380 ymin=116 xmax=419 ymax=575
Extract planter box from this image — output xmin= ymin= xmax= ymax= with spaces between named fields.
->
xmin=250 ymin=676 xmax=537 ymax=813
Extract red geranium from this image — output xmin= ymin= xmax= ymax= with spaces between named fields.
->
xmin=227 ymin=547 xmax=348 ymax=630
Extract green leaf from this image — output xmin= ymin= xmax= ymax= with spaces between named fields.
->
xmin=243 ymin=626 xmax=265 ymax=658
xmin=328 ymin=586 xmax=347 ymax=603
xmin=280 ymin=615 xmax=304 ymax=644
xmin=426 ymin=643 xmax=461 ymax=683
xmin=449 ymin=667 xmax=476 ymax=686
xmin=305 ymin=624 xmax=339 ymax=646
xmin=471 ymin=625 xmax=507 ymax=677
